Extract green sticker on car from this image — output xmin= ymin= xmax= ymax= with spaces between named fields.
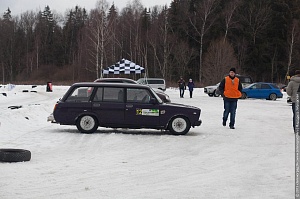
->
xmin=136 ymin=109 xmax=159 ymax=116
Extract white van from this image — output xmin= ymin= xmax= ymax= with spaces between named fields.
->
xmin=137 ymin=78 xmax=166 ymax=91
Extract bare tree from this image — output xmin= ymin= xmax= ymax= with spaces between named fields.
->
xmin=202 ymin=38 xmax=238 ymax=85
xmin=88 ymin=0 xmax=112 ymax=78
xmin=148 ymin=6 xmax=174 ymax=78
xmin=172 ymin=41 xmax=195 ymax=78
xmin=188 ymin=0 xmax=219 ymax=83
xmin=19 ymin=11 xmax=36 ymax=75
xmin=222 ymin=0 xmax=240 ymax=41
xmin=286 ymin=19 xmax=300 ymax=79
xmin=241 ymin=1 xmax=271 ymax=44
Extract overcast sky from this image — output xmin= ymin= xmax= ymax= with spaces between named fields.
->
xmin=1 ymin=0 xmax=172 ymax=16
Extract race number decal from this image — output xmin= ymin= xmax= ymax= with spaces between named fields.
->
xmin=136 ymin=109 xmax=159 ymax=116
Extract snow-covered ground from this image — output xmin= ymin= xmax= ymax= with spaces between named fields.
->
xmin=0 ymin=84 xmax=294 ymax=199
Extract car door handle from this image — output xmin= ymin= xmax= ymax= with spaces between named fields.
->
xmin=126 ymin=104 xmax=133 ymax=108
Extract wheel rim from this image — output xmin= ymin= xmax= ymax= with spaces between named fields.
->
xmin=80 ymin=116 xmax=95 ymax=131
xmin=171 ymin=118 xmax=187 ymax=133
xmin=270 ymin=94 xmax=276 ymax=100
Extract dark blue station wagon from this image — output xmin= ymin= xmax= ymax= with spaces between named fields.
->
xmin=52 ymin=82 xmax=202 ymax=135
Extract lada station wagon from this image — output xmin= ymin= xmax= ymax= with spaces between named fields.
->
xmin=51 ymin=82 xmax=202 ymax=135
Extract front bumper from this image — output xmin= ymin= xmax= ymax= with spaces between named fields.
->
xmin=193 ymin=120 xmax=202 ymax=127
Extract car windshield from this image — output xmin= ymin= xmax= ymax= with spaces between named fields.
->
xmin=149 ymin=87 xmax=163 ymax=103
xmin=244 ymin=83 xmax=255 ymax=89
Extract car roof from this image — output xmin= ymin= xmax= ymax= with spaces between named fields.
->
xmin=72 ymin=82 xmax=150 ymax=89
xmin=94 ymin=78 xmax=136 ymax=83
xmin=137 ymin=78 xmax=165 ymax=80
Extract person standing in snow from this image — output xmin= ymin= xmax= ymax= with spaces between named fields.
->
xmin=286 ymin=70 xmax=300 ymax=133
xmin=218 ymin=68 xmax=243 ymax=129
xmin=178 ymin=76 xmax=186 ymax=98
xmin=187 ymin=78 xmax=195 ymax=98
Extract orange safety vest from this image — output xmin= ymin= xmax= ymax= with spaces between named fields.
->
xmin=223 ymin=76 xmax=242 ymax=98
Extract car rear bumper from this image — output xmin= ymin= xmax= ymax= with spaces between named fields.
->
xmin=47 ymin=113 xmax=56 ymax=123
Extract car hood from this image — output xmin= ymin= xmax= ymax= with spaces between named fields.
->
xmin=205 ymin=84 xmax=218 ymax=89
xmin=162 ymin=102 xmax=200 ymax=110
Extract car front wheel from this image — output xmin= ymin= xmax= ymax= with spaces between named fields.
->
xmin=269 ymin=93 xmax=277 ymax=101
xmin=76 ymin=115 xmax=98 ymax=133
xmin=208 ymin=93 xmax=214 ymax=97
xmin=169 ymin=116 xmax=191 ymax=135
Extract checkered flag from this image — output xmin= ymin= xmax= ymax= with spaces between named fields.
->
xmin=102 ymin=59 xmax=144 ymax=74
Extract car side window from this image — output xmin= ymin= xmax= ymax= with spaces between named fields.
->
xmin=65 ymin=87 xmax=92 ymax=102
xmin=93 ymin=87 xmax=103 ymax=102
xmin=126 ymin=88 xmax=151 ymax=103
xmin=261 ymin=84 xmax=271 ymax=89
xmin=103 ymin=87 xmax=124 ymax=102
xmin=252 ymin=84 xmax=261 ymax=89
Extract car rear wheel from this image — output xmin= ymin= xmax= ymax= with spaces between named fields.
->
xmin=169 ymin=116 xmax=191 ymax=135
xmin=269 ymin=93 xmax=277 ymax=101
xmin=76 ymin=115 xmax=98 ymax=133
xmin=241 ymin=92 xmax=247 ymax=99
xmin=208 ymin=93 xmax=214 ymax=97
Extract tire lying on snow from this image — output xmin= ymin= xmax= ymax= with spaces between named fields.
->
xmin=0 ymin=149 xmax=31 ymax=162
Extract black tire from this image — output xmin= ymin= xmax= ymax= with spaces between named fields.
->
xmin=269 ymin=93 xmax=277 ymax=101
xmin=168 ymin=116 xmax=191 ymax=135
xmin=0 ymin=149 xmax=31 ymax=162
xmin=241 ymin=92 xmax=247 ymax=99
xmin=214 ymin=91 xmax=220 ymax=97
xmin=208 ymin=93 xmax=214 ymax=97
xmin=76 ymin=115 xmax=98 ymax=133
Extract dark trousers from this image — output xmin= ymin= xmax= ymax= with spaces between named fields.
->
xmin=189 ymin=91 xmax=193 ymax=98
xmin=223 ymin=100 xmax=238 ymax=127
xmin=292 ymin=103 xmax=296 ymax=131
xmin=179 ymin=88 xmax=185 ymax=97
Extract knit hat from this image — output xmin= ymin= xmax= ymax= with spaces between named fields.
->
xmin=229 ymin=67 xmax=236 ymax=73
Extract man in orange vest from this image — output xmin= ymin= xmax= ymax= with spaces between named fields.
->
xmin=218 ymin=68 xmax=243 ymax=129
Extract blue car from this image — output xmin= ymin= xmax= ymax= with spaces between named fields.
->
xmin=241 ymin=82 xmax=283 ymax=100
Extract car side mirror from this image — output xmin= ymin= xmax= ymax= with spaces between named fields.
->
xmin=149 ymin=98 xmax=157 ymax=104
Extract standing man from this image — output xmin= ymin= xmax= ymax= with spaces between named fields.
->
xmin=286 ymin=70 xmax=300 ymax=133
xmin=187 ymin=78 xmax=195 ymax=98
xmin=218 ymin=68 xmax=243 ymax=129
xmin=178 ymin=76 xmax=186 ymax=98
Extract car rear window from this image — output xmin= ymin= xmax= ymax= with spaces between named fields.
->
xmin=147 ymin=79 xmax=165 ymax=84
xmin=65 ymin=87 xmax=92 ymax=102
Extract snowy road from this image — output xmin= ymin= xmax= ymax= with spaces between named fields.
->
xmin=0 ymin=84 xmax=294 ymax=199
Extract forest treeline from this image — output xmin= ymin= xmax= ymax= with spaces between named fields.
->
xmin=1 ymin=0 xmax=300 ymax=86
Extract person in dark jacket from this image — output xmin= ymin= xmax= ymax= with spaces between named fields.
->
xmin=187 ymin=78 xmax=195 ymax=98
xmin=218 ymin=68 xmax=243 ymax=129
xmin=286 ymin=70 xmax=300 ymax=132
xmin=178 ymin=76 xmax=186 ymax=98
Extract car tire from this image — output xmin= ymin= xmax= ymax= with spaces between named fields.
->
xmin=0 ymin=149 xmax=31 ymax=162
xmin=208 ymin=93 xmax=214 ymax=97
xmin=168 ymin=116 xmax=191 ymax=135
xmin=213 ymin=91 xmax=220 ymax=97
xmin=76 ymin=115 xmax=98 ymax=133
xmin=269 ymin=93 xmax=277 ymax=101
xmin=241 ymin=92 xmax=247 ymax=99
